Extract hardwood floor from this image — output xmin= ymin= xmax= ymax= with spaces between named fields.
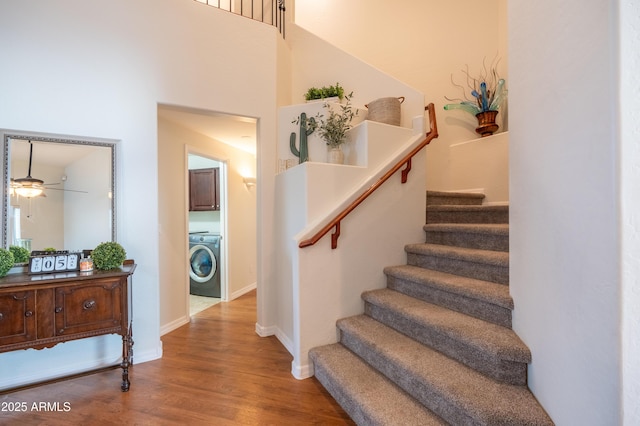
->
xmin=0 ymin=291 xmax=354 ymax=425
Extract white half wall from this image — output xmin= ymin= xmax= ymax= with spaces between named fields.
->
xmin=620 ymin=0 xmax=640 ymax=424
xmin=509 ymin=1 xmax=621 ymax=424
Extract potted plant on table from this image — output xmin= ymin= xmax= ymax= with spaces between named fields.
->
xmin=0 ymin=248 xmax=14 ymax=277
xmin=91 ymin=241 xmax=127 ymax=270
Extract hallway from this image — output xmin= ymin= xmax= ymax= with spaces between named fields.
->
xmin=0 ymin=291 xmax=353 ymax=425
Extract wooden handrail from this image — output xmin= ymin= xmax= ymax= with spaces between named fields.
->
xmin=299 ymin=103 xmax=439 ymax=249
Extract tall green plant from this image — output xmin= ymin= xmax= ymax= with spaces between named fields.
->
xmin=315 ymin=92 xmax=358 ymax=148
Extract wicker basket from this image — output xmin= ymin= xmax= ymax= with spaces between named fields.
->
xmin=365 ymin=96 xmax=405 ymax=126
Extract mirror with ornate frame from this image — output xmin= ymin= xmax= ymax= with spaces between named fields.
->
xmin=1 ymin=132 xmax=116 ymax=253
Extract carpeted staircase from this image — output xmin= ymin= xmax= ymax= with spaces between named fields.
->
xmin=309 ymin=191 xmax=554 ymax=425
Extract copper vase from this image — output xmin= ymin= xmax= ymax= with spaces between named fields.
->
xmin=475 ymin=110 xmax=499 ymax=137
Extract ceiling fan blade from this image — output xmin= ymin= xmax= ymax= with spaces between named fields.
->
xmin=45 ymin=187 xmax=88 ymax=194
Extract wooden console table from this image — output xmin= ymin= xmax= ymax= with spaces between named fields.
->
xmin=0 ymin=263 xmax=136 ymax=391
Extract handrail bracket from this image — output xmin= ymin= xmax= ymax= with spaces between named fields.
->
xmin=331 ymin=222 xmax=341 ymax=249
xmin=401 ymin=158 xmax=412 ymax=184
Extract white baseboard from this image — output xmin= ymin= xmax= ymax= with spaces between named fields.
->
xmin=255 ymin=322 xmax=276 ymax=337
xmin=229 ymin=282 xmax=257 ymax=301
xmin=133 ymin=343 xmax=163 ymax=365
xmin=0 ymin=342 xmax=162 ymax=391
xmin=291 ymin=359 xmax=314 ymax=380
xmin=254 ymin=323 xmax=294 ymax=357
xmin=160 ymin=315 xmax=189 ymax=336
xmin=275 ymin=329 xmax=294 ymax=355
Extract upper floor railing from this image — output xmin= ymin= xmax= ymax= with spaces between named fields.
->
xmin=194 ymin=0 xmax=286 ymax=37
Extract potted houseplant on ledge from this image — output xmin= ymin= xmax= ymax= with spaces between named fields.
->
xmin=304 ymin=82 xmax=345 ymax=102
xmin=295 ymin=92 xmax=358 ymax=164
xmin=444 ymin=64 xmax=507 ymax=137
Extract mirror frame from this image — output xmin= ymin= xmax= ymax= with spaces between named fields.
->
xmin=1 ymin=131 xmax=117 ymax=249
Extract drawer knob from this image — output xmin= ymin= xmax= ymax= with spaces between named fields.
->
xmin=55 ymin=307 xmax=63 ymax=313
xmin=83 ymin=299 xmax=96 ymax=310
xmin=25 ymin=310 xmax=33 ymax=317
xmin=0 ymin=312 xmax=3 ymax=320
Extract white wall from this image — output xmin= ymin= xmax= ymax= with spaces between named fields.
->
xmin=64 ymin=148 xmax=112 ymax=250
xmin=620 ymin=1 xmax=640 ymax=424
xmin=0 ymin=0 xmax=278 ymax=389
xmin=10 ymin=161 xmax=65 ymax=250
xmin=294 ymin=0 xmax=508 ymax=199
xmin=510 ymin=1 xmax=621 ymax=424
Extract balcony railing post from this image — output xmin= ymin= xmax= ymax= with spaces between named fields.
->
xmin=195 ymin=0 xmax=285 ymax=37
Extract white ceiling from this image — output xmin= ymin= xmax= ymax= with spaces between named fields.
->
xmin=158 ymin=105 xmax=257 ymax=155
xmin=10 ymin=138 xmax=102 ymax=171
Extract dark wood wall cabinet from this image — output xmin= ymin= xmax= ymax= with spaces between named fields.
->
xmin=0 ymin=264 xmax=136 ymax=391
xmin=189 ymin=167 xmax=220 ymax=211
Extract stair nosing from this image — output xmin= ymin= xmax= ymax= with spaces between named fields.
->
xmin=428 ymin=204 xmax=508 ymax=211
xmin=423 ymin=223 xmax=509 ymax=236
xmin=362 ymin=288 xmax=529 ymax=362
xmin=405 ymin=243 xmax=509 ymax=267
xmin=310 ymin=344 xmax=448 ymax=426
xmin=383 ymin=264 xmax=513 ymax=309
xmin=337 ymin=315 xmax=552 ymax=425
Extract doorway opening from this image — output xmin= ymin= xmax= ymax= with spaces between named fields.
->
xmin=187 ymin=152 xmax=227 ymax=315
xmin=157 ymin=104 xmax=257 ymax=327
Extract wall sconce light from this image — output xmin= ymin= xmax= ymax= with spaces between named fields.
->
xmin=243 ymin=177 xmax=257 ymax=188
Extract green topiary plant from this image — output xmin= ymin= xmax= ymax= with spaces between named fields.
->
xmin=304 ymin=82 xmax=345 ymax=101
xmin=91 ymin=242 xmax=127 ymax=270
xmin=0 ymin=248 xmax=15 ymax=277
xmin=9 ymin=245 xmax=30 ymax=264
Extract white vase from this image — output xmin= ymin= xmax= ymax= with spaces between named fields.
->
xmin=327 ymin=146 xmax=344 ymax=164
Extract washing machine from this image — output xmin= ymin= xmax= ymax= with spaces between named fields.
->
xmin=189 ymin=233 xmax=221 ymax=297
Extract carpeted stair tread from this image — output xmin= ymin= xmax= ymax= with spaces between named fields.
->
xmin=426 ymin=190 xmax=485 ymax=206
xmin=338 ymin=315 xmax=554 ymax=425
xmin=427 ymin=204 xmax=509 ymax=224
xmin=384 ymin=264 xmax=513 ymax=327
xmin=384 ymin=264 xmax=513 ymax=310
xmin=428 ymin=205 xmax=509 ymax=213
xmin=423 ymin=223 xmax=509 ymax=252
xmin=362 ymin=288 xmax=528 ymax=361
xmin=406 ymin=243 xmax=508 ymax=266
xmin=424 ymin=223 xmax=509 ymax=235
xmin=310 ymin=344 xmax=448 ymax=426
xmin=405 ymin=243 xmax=509 ymax=285
xmin=384 ymin=264 xmax=512 ymax=309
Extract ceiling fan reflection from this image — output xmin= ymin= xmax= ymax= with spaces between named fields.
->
xmin=11 ymin=141 xmax=88 ymax=198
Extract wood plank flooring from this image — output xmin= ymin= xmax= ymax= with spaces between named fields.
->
xmin=0 ymin=290 xmax=354 ymax=425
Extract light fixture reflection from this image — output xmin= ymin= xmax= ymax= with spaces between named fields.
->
xmin=15 ymin=185 xmax=44 ymax=198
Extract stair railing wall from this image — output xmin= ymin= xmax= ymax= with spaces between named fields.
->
xmin=299 ymin=104 xmax=438 ymax=249
xmin=194 ymin=0 xmax=286 ymax=37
